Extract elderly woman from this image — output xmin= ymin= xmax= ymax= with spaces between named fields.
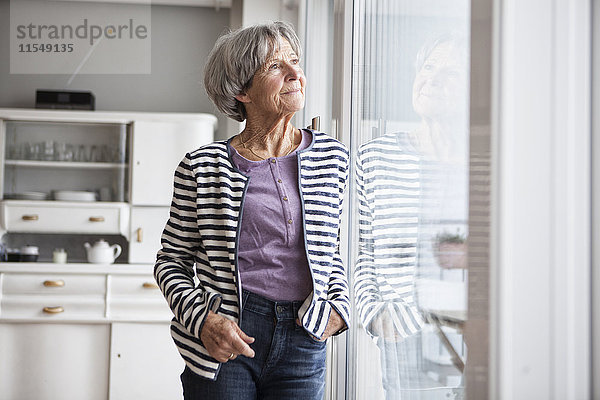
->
xmin=154 ymin=21 xmax=350 ymax=399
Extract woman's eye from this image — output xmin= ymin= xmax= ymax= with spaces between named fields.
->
xmin=291 ymin=59 xmax=300 ymax=65
xmin=269 ymin=63 xmax=279 ymax=70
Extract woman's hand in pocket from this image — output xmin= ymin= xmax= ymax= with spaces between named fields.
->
xmin=201 ymin=311 xmax=255 ymax=362
xmin=296 ymin=308 xmax=346 ymax=342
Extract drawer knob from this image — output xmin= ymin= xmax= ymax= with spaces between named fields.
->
xmin=22 ymin=214 xmax=39 ymax=221
xmin=43 ymin=306 xmax=64 ymax=314
xmin=43 ymin=280 xmax=65 ymax=288
xmin=136 ymin=227 xmax=143 ymax=243
xmin=142 ymin=282 xmax=159 ymax=289
xmin=89 ymin=216 xmax=105 ymax=222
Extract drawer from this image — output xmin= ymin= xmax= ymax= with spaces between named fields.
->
xmin=2 ymin=202 xmax=127 ymax=234
xmin=3 ymin=273 xmax=106 ymax=295
xmin=109 ymin=275 xmax=171 ymax=320
xmin=109 ymin=297 xmax=172 ymax=320
xmin=109 ymin=275 xmax=161 ymax=297
xmin=1 ymin=295 xmax=105 ymax=319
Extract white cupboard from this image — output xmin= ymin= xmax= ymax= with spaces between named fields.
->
xmin=0 ymin=322 xmax=110 ymax=400
xmin=109 ymin=323 xmax=183 ymax=400
xmin=0 ymin=109 xmax=215 ymax=400
xmin=0 ymin=265 xmax=184 ymax=400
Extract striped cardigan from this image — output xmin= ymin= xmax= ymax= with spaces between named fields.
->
xmin=354 ymin=132 xmax=424 ymax=340
xmin=154 ymin=130 xmax=350 ymax=380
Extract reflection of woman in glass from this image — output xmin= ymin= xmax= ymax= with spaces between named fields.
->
xmin=354 ymin=34 xmax=469 ymax=399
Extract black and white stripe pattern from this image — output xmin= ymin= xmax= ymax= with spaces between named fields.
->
xmin=354 ymin=132 xmax=425 ymax=339
xmin=155 ymin=131 xmax=350 ymax=380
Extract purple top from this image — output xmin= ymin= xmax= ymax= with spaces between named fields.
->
xmin=229 ymin=129 xmax=313 ymax=301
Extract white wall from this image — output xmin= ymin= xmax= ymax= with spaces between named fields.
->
xmin=0 ymin=1 xmax=231 ymax=139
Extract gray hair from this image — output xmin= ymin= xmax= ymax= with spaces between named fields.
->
xmin=414 ymin=32 xmax=469 ymax=73
xmin=204 ymin=21 xmax=302 ymax=122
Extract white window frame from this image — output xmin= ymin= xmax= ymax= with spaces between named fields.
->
xmin=491 ymin=0 xmax=591 ymax=398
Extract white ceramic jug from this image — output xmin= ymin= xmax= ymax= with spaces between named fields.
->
xmin=84 ymin=239 xmax=122 ymax=264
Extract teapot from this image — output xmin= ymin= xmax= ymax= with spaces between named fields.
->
xmin=84 ymin=239 xmax=122 ymax=264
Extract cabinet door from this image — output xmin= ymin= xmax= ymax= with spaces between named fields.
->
xmin=129 ymin=206 xmax=170 ymax=264
xmin=0 ymin=323 xmax=110 ymax=400
xmin=131 ymin=120 xmax=213 ymax=206
xmin=109 ymin=322 xmax=183 ymax=400
xmin=1 ymin=119 xmax=129 ymax=202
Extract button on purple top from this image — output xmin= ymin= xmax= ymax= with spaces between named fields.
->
xmin=229 ymin=129 xmax=313 ymax=302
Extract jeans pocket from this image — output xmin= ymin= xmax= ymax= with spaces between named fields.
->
xmin=303 ymin=330 xmax=328 ymax=346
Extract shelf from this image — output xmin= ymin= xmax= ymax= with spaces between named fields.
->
xmin=49 ymin=0 xmax=232 ymax=8
xmin=0 ymin=262 xmax=153 ymax=274
xmin=5 ymin=160 xmax=127 ymax=170
xmin=1 ymin=199 xmax=129 ymax=207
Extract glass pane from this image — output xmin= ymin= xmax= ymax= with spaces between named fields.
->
xmin=350 ymin=1 xmax=471 ymax=398
xmin=3 ymin=121 xmax=129 ymax=202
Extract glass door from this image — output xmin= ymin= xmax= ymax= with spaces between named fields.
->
xmin=301 ymin=0 xmax=593 ymax=397
xmin=348 ymin=1 xmax=471 ymax=398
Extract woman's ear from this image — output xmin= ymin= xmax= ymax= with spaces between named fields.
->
xmin=235 ymin=92 xmax=251 ymax=103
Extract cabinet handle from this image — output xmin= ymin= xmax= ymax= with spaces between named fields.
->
xmin=43 ymin=279 xmax=65 ymax=287
xmin=43 ymin=306 xmax=64 ymax=314
xmin=89 ymin=216 xmax=105 ymax=222
xmin=142 ymin=282 xmax=159 ymax=289
xmin=136 ymin=227 xmax=143 ymax=243
xmin=22 ymin=214 xmax=39 ymax=221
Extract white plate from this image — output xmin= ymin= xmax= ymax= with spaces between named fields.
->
xmin=54 ymin=191 xmax=97 ymax=202
xmin=14 ymin=191 xmax=49 ymax=200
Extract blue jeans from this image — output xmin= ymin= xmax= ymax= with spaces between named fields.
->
xmin=181 ymin=290 xmax=327 ymax=400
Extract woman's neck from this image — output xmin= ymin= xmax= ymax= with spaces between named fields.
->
xmin=235 ymin=115 xmax=300 ymax=160
xmin=411 ymin=118 xmax=467 ymax=163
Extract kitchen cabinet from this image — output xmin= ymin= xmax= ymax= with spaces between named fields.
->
xmin=0 ymin=264 xmax=183 ymax=400
xmin=0 ymin=108 xmax=215 ymax=400
xmin=109 ymin=323 xmax=183 ymax=400
xmin=0 ymin=108 xmax=215 ymax=260
xmin=0 ymin=108 xmax=216 ymax=240
xmin=0 ymin=322 xmax=110 ymax=400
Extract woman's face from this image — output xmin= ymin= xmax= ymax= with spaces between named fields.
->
xmin=412 ymin=41 xmax=468 ymax=121
xmin=237 ymin=39 xmax=306 ymax=118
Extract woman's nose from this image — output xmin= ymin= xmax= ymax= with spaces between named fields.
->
xmin=426 ymin=73 xmax=442 ymax=87
xmin=285 ymin=63 xmax=302 ymax=80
